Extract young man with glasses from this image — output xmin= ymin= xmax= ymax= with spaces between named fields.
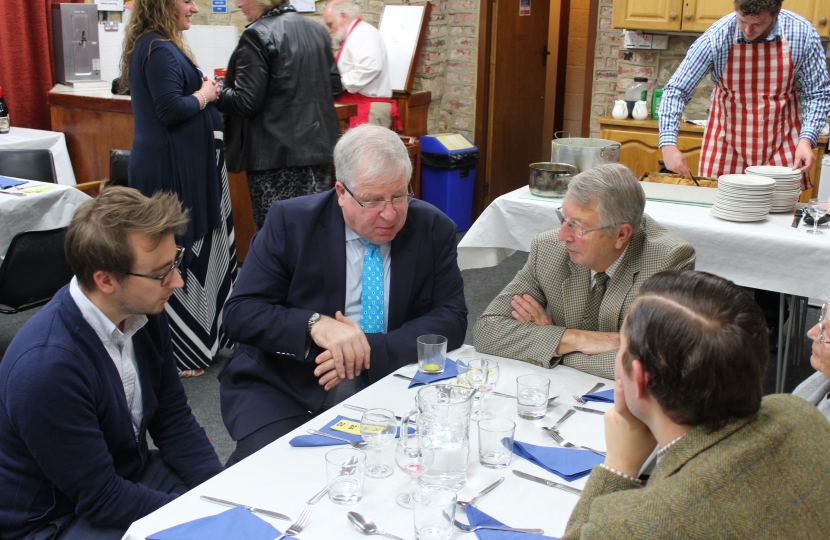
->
xmin=0 ymin=187 xmax=223 ymax=540
xmin=219 ymin=124 xmax=467 ymax=465
xmin=474 ymin=163 xmax=696 ymax=379
xmin=793 ymin=303 xmax=830 ymax=420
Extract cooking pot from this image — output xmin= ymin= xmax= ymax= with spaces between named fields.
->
xmin=529 ymin=162 xmax=578 ymax=198
xmin=550 ymin=131 xmax=620 ymax=173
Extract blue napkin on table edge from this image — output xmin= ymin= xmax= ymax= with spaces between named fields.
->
xmin=146 ymin=506 xmax=281 ymax=540
xmin=582 ymin=389 xmax=614 ymax=403
xmin=289 ymin=414 xmax=402 ymax=447
xmin=0 ymin=176 xmax=27 ymax=189
xmin=513 ymin=441 xmax=603 ymax=482
xmin=465 ymin=506 xmax=557 ymax=540
xmin=408 ymin=358 xmax=463 ymax=388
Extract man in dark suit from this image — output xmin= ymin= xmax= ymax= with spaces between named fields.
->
xmin=220 ymin=124 xmax=468 ymax=465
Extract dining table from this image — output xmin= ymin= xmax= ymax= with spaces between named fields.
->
xmin=122 ymin=344 xmax=614 ymax=540
xmin=0 ymin=126 xmax=77 ymax=185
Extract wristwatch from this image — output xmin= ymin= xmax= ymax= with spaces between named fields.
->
xmin=307 ymin=312 xmax=321 ymax=336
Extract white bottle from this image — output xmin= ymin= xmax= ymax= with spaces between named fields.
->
xmin=632 ymin=100 xmax=649 ymax=120
xmin=612 ymin=100 xmax=628 ymax=120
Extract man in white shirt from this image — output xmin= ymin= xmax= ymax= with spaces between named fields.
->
xmin=323 ymin=0 xmax=399 ymax=128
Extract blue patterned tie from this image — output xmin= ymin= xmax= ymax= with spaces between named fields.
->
xmin=360 ymin=241 xmax=384 ymax=333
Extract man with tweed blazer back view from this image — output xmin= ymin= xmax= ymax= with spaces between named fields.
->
xmin=473 ymin=164 xmax=695 ymax=379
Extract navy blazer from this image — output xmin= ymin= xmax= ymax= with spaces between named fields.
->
xmin=220 ymin=190 xmax=468 ymax=440
xmin=0 ymin=287 xmax=222 ymax=539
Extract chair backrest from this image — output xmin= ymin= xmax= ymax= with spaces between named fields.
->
xmin=0 ymin=228 xmax=73 ymax=312
xmin=0 ymin=149 xmax=58 ymax=184
xmin=109 ymin=150 xmax=130 ymax=187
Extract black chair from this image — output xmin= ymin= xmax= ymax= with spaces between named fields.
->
xmin=0 ymin=149 xmax=58 ymax=184
xmin=109 ymin=150 xmax=130 ymax=187
xmin=0 ymin=228 xmax=73 ymax=314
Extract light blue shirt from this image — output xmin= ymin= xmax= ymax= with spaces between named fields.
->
xmin=344 ymin=225 xmax=392 ymax=332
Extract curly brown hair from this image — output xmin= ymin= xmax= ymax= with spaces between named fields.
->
xmin=734 ymin=0 xmax=783 ymax=16
xmin=117 ymin=0 xmax=195 ymax=93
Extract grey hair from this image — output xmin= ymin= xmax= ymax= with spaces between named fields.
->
xmin=256 ymin=0 xmax=289 ymax=8
xmin=566 ymin=163 xmax=645 ymax=233
xmin=334 ymin=124 xmax=412 ymax=188
xmin=327 ymin=0 xmax=361 ymax=20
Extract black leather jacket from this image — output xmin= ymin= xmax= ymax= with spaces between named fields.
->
xmin=219 ymin=5 xmax=342 ymax=173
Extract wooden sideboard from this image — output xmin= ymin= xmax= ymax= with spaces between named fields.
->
xmin=598 ymin=116 xmax=827 ymax=202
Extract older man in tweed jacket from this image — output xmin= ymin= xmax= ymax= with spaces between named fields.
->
xmin=474 ymin=164 xmax=695 ymax=379
xmin=562 ymin=271 xmax=830 ymax=539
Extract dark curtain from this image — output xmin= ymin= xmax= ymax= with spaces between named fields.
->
xmin=0 ymin=0 xmax=84 ymax=130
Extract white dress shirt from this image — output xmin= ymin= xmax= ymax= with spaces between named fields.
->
xmin=69 ymin=277 xmax=146 ymax=439
xmin=337 ymin=19 xmax=393 ymax=98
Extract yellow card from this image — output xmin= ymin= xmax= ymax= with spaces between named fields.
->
xmin=434 ymin=133 xmax=474 ymax=151
xmin=330 ymin=420 xmax=362 ymax=436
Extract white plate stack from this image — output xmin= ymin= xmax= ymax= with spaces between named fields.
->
xmin=744 ymin=165 xmax=802 ymax=213
xmin=711 ymin=174 xmax=775 ymax=222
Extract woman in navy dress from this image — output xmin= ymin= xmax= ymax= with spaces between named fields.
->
xmin=119 ymin=0 xmax=237 ymax=376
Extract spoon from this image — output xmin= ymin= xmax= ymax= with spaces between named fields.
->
xmin=339 ymin=455 xmax=359 ymax=475
xmin=306 ymin=429 xmax=369 ymax=448
xmin=457 ymin=477 xmax=504 ymax=508
xmin=348 ymin=511 xmax=407 ymax=540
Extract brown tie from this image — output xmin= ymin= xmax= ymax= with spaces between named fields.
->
xmin=582 ymin=272 xmax=609 ymax=332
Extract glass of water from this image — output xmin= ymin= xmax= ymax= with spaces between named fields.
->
xmin=467 ymin=359 xmax=499 ymax=421
xmin=806 ymin=198 xmax=829 ymax=235
xmin=394 ymin=433 xmax=434 ymax=508
xmin=361 ymin=408 xmax=397 ymax=478
xmin=516 ymin=374 xmax=551 ymax=420
xmin=325 ymin=447 xmax=366 ymax=504
xmin=478 ymin=417 xmax=515 ymax=468
xmin=413 ymin=485 xmax=456 ymax=540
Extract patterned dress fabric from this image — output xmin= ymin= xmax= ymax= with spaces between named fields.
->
xmin=360 ymin=241 xmax=384 ymax=333
xmin=247 ymin=164 xmax=333 ymax=230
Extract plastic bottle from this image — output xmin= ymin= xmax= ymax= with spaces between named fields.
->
xmin=651 ymin=88 xmax=663 ymax=120
xmin=0 ymin=86 xmax=9 ymax=134
xmin=624 ymin=77 xmax=648 ymax=119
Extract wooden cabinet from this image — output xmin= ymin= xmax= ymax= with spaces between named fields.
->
xmin=786 ymin=0 xmax=830 ymax=38
xmin=612 ymin=0 xmax=731 ymax=31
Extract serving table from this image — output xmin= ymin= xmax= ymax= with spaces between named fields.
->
xmin=123 ymin=345 xmax=611 ymax=540
xmin=0 ymin=127 xmax=77 ymax=185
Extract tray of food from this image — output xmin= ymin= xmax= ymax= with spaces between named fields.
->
xmin=639 ymin=172 xmax=718 ymax=206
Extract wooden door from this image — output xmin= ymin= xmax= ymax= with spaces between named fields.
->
xmin=612 ymin=0 xmax=683 ymax=31
xmin=681 ymin=0 xmax=734 ymax=32
xmin=785 ymin=0 xmax=819 ymax=22
xmin=483 ymin=0 xmax=551 ymax=203
xmin=789 ymin=0 xmax=830 ymax=38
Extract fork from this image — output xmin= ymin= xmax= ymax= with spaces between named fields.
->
xmin=542 ymin=408 xmax=575 ymax=435
xmin=547 ymin=429 xmax=606 ymax=456
xmin=573 ymin=382 xmax=605 ymax=404
xmin=275 ymin=505 xmax=313 ymax=540
xmin=451 ymin=517 xmax=544 ymax=534
xmin=306 ymin=429 xmax=369 ymax=448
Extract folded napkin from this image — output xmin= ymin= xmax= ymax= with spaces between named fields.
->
xmin=289 ymin=415 xmax=402 ymax=447
xmin=513 ymin=441 xmax=603 ymax=482
xmin=466 ymin=506 xmax=557 ymax=540
xmin=0 ymin=176 xmax=27 ymax=189
xmin=581 ymin=389 xmax=614 ymax=403
xmin=147 ymin=506 xmax=281 ymax=540
xmin=408 ymin=358 xmax=462 ymax=388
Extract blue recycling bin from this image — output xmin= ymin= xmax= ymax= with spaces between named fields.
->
xmin=420 ymin=134 xmax=479 ymax=232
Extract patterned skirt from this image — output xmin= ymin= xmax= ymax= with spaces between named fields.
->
xmin=247 ymin=164 xmax=333 ymax=230
xmin=165 ymin=133 xmax=238 ymax=371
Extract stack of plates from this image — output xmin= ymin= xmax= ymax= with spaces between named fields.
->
xmin=745 ymin=165 xmax=802 ymax=213
xmin=711 ymin=174 xmax=774 ymax=222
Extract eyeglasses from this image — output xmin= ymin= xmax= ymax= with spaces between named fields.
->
xmin=123 ymin=246 xmax=184 ymax=287
xmin=819 ymin=303 xmax=830 ymax=345
xmin=555 ymin=207 xmax=622 ymax=238
xmin=341 ymin=182 xmax=413 ymax=212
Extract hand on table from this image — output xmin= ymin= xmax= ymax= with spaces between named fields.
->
xmin=603 ymin=376 xmax=657 ymax=478
xmin=556 ymin=329 xmax=620 ymax=356
xmin=310 ymin=311 xmax=371 ymax=381
xmin=660 ymin=145 xmax=692 ymax=181
xmin=511 ymin=294 xmax=552 ymax=325
xmin=793 ymin=139 xmax=815 ymax=173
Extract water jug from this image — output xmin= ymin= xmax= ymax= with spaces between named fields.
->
xmin=402 ymin=384 xmax=477 ymax=490
xmin=612 ymin=100 xmax=628 ymax=120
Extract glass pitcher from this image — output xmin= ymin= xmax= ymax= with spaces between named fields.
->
xmin=401 ymin=384 xmax=477 ymax=490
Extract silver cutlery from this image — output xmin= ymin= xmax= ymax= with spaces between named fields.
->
xmin=456 ymin=477 xmax=504 ymax=508
xmin=547 ymin=429 xmax=606 ymax=456
xmin=492 ymin=390 xmax=559 ymax=404
xmin=275 ymin=505 xmax=313 ymax=540
xmin=543 ymin=408 xmax=576 ymax=435
xmin=306 ymin=429 xmax=369 ymax=448
xmin=574 ymin=405 xmax=605 ymax=415
xmin=344 ymin=403 xmax=403 ymax=421
xmin=512 ymin=470 xmax=583 ymax=495
xmin=573 ymin=382 xmax=605 ymax=404
xmin=199 ymin=495 xmax=291 ymax=521
xmin=450 ymin=516 xmax=544 ymax=534
xmin=348 ymin=511 xmax=406 ymax=540
xmin=393 ymin=373 xmax=414 ymax=381
xmin=306 ymin=485 xmax=329 ymax=505
xmin=0 ymin=190 xmax=25 ymax=197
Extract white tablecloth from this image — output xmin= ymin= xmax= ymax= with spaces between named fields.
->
xmin=0 ymin=127 xmax=77 ymax=185
xmin=0 ymin=181 xmax=91 ymax=262
xmin=458 ymin=187 xmax=830 ymax=300
xmin=123 ymin=345 xmax=611 ymax=540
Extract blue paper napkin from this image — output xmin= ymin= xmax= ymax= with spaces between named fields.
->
xmin=0 ymin=176 xmax=27 ymax=189
xmin=289 ymin=415 xmax=402 ymax=447
xmin=582 ymin=389 xmax=614 ymax=403
xmin=513 ymin=441 xmax=603 ymax=482
xmin=465 ymin=506 xmax=557 ymax=539
xmin=147 ymin=506 xmax=281 ymax=540
xmin=408 ymin=358 xmax=462 ymax=388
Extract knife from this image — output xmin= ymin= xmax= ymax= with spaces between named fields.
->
xmin=512 ymin=470 xmax=583 ymax=495
xmin=343 ymin=403 xmax=403 ymax=421
xmin=574 ymin=405 xmax=605 ymax=415
xmin=393 ymin=373 xmax=414 ymax=381
xmin=200 ymin=495 xmax=291 ymax=521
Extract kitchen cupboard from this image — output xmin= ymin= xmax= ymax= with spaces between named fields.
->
xmin=786 ymin=0 xmax=830 ymax=38
xmin=612 ymin=0 xmax=732 ymax=31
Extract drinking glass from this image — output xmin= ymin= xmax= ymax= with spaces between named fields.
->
xmin=417 ymin=335 xmax=448 ymax=374
xmin=806 ymin=198 xmax=828 ymax=235
xmin=360 ymin=408 xmax=397 ymax=478
xmin=325 ymin=447 xmax=366 ymax=505
xmin=413 ymin=485 xmax=456 ymax=540
xmin=516 ymin=374 xmax=551 ymax=420
xmin=478 ymin=417 xmax=515 ymax=468
xmin=394 ymin=434 xmax=434 ymax=508
xmin=469 ymin=359 xmax=499 ymax=421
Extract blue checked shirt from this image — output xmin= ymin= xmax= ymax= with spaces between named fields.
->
xmin=658 ymin=10 xmax=830 ymax=148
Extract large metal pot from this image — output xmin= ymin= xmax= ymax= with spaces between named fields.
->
xmin=550 ymin=131 xmax=620 ymax=173
xmin=529 ymin=162 xmax=578 ymax=198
